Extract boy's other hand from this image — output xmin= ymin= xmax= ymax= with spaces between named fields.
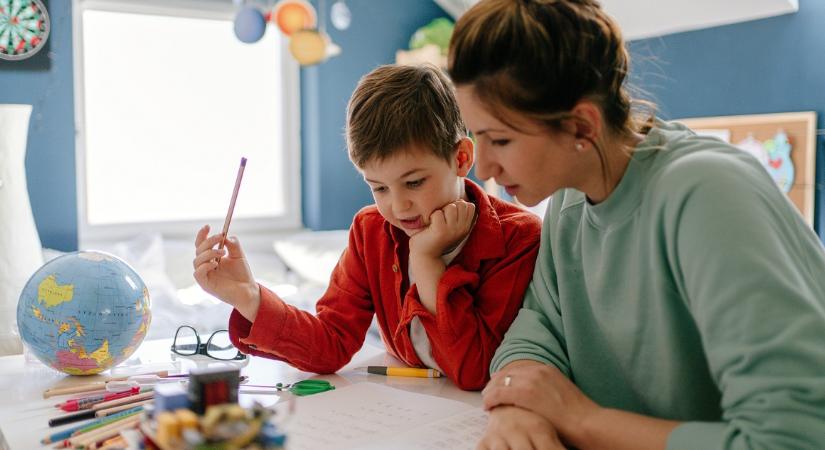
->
xmin=193 ymin=225 xmax=261 ymax=320
xmin=409 ymin=200 xmax=476 ymax=258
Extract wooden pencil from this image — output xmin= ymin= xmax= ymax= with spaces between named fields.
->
xmin=53 ymin=412 xmax=141 ymax=449
xmin=95 ymin=399 xmax=154 ymax=417
xmin=69 ymin=416 xmax=140 ymax=449
xmin=43 ymin=370 xmax=169 ymax=399
xmin=48 ymin=392 xmax=151 ymax=427
xmin=94 ymin=434 xmax=128 ymax=450
xmin=92 ymin=391 xmax=153 ymax=410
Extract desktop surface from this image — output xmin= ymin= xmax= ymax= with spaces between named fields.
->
xmin=0 ymin=338 xmax=482 ymax=450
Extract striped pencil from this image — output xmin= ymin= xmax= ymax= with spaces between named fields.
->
xmin=40 ymin=406 xmax=144 ymax=444
xmin=57 ymin=387 xmax=141 ymax=411
xmin=96 ymin=399 xmax=154 ymax=417
xmin=91 ymin=390 xmax=153 ymax=411
xmin=66 ymin=415 xmax=141 ymax=449
xmin=49 ymin=391 xmax=153 ymax=427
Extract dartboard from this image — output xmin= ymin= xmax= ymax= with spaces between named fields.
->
xmin=0 ymin=0 xmax=50 ymax=61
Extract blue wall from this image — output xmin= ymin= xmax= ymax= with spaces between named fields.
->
xmin=0 ymin=0 xmax=76 ymax=251
xmin=628 ymin=2 xmax=825 ymax=239
xmin=301 ymin=0 xmax=447 ymax=230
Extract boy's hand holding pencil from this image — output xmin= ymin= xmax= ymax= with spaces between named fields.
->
xmin=192 ymin=157 xmax=261 ymax=322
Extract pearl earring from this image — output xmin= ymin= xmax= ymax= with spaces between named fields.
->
xmin=575 ymin=142 xmax=584 ymax=151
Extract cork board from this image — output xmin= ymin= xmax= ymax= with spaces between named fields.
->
xmin=677 ymin=112 xmax=817 ymax=226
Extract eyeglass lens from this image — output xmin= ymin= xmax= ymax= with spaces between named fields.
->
xmin=173 ymin=325 xmax=199 ymax=356
xmin=206 ymin=330 xmax=237 ymax=360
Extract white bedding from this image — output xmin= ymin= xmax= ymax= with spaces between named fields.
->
xmin=38 ymin=229 xmax=381 ymax=350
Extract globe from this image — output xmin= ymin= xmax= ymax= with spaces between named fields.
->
xmin=17 ymin=251 xmax=151 ymax=375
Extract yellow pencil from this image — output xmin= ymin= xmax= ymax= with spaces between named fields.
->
xmin=359 ymin=366 xmax=442 ymax=378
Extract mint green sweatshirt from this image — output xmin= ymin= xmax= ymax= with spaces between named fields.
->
xmin=491 ymin=120 xmax=825 ymax=449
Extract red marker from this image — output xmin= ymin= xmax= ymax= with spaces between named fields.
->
xmin=57 ymin=387 xmax=140 ymax=412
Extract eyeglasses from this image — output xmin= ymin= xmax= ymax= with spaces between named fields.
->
xmin=171 ymin=325 xmax=247 ymax=361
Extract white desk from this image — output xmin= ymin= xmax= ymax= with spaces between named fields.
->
xmin=0 ymin=339 xmax=481 ymax=450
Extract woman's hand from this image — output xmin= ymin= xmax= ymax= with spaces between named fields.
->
xmin=409 ymin=200 xmax=476 ymax=258
xmin=478 ymin=406 xmax=566 ymax=450
xmin=483 ymin=362 xmax=601 ymax=445
xmin=193 ymin=225 xmax=260 ymax=321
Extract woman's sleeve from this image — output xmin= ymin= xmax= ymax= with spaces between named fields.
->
xmin=489 ymin=201 xmax=573 ymax=378
xmin=664 ymin=155 xmax=825 ymax=449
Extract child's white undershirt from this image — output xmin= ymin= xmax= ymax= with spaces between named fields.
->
xmin=407 ymin=231 xmax=472 ymax=372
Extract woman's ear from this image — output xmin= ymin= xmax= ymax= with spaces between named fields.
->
xmin=570 ymin=100 xmax=604 ymax=150
xmin=455 ymin=137 xmax=474 ymax=177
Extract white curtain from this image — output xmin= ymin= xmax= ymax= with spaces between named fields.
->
xmin=0 ymin=104 xmax=44 ymax=356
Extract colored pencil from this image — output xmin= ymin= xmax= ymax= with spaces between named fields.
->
xmin=67 ymin=415 xmax=141 ymax=449
xmin=95 ymin=399 xmax=153 ymax=417
xmin=41 ymin=406 xmax=144 ymax=444
xmin=92 ymin=391 xmax=153 ymax=411
xmin=57 ymin=387 xmax=140 ymax=411
xmin=218 ymin=157 xmax=247 ymax=253
xmin=48 ymin=391 xmax=152 ymax=427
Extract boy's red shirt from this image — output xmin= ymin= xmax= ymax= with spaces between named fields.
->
xmin=228 ymin=179 xmax=541 ymax=390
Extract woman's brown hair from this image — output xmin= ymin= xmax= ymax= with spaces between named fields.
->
xmin=448 ymin=0 xmax=653 ymax=179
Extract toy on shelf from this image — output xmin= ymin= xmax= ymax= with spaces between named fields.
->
xmin=396 ymin=17 xmax=454 ymax=69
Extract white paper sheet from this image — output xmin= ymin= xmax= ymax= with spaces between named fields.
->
xmin=279 ymin=383 xmax=488 ymax=450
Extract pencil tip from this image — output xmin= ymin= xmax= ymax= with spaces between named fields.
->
xmin=240 ymin=157 xmax=247 ymax=166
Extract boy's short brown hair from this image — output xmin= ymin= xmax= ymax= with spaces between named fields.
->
xmin=346 ymin=64 xmax=467 ymax=169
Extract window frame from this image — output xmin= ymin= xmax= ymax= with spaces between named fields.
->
xmin=72 ymin=0 xmax=302 ymax=246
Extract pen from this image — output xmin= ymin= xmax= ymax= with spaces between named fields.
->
xmin=57 ymin=387 xmax=140 ymax=411
xmin=218 ymin=157 xmax=247 ymax=253
xmin=358 ymin=366 xmax=442 ymax=378
xmin=48 ymin=391 xmax=153 ymax=427
xmin=48 ymin=408 xmax=97 ymax=427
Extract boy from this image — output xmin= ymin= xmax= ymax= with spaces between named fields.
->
xmin=192 ymin=64 xmax=541 ymax=390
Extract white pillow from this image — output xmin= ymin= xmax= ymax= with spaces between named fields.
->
xmin=273 ymin=230 xmax=349 ymax=286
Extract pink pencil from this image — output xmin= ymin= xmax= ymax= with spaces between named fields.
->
xmin=218 ymin=157 xmax=247 ymax=253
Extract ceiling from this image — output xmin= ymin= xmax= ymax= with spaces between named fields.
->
xmin=433 ymin=0 xmax=799 ymax=40
xmin=599 ymin=0 xmax=798 ymax=40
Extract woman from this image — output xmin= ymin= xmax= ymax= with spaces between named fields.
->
xmin=448 ymin=1 xmax=825 ymax=449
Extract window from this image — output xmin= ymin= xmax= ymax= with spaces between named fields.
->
xmin=73 ymin=0 xmax=301 ymax=245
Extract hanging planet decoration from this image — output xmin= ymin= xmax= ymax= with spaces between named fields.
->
xmin=233 ymin=5 xmax=267 ymax=43
xmin=289 ymin=29 xmax=328 ymax=66
xmin=0 ymin=0 xmax=50 ymax=61
xmin=330 ymin=0 xmax=351 ymax=31
xmin=272 ymin=0 xmax=316 ymax=36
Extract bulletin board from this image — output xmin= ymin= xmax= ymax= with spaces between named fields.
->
xmin=677 ymin=111 xmax=817 ymax=226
